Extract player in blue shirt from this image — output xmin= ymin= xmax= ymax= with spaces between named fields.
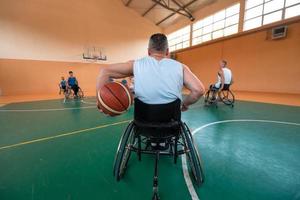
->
xmin=67 ymin=71 xmax=79 ymax=97
xmin=59 ymin=76 xmax=67 ymax=94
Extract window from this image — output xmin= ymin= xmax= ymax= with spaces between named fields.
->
xmin=285 ymin=1 xmax=300 ymax=19
xmin=192 ymin=3 xmax=240 ymax=45
xmin=167 ymin=25 xmax=191 ymax=52
xmin=244 ymin=0 xmax=300 ymax=31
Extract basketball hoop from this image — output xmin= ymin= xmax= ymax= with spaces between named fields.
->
xmin=83 ymin=46 xmax=107 ymax=61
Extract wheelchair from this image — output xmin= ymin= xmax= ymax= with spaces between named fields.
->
xmin=64 ymin=85 xmax=84 ymax=100
xmin=113 ymin=98 xmax=204 ymax=200
xmin=204 ymin=84 xmax=235 ymax=107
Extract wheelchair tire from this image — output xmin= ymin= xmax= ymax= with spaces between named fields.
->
xmin=219 ymin=90 xmax=235 ymax=106
xmin=204 ymin=90 xmax=216 ymax=106
xmin=204 ymin=90 xmax=210 ymax=104
xmin=64 ymin=88 xmax=72 ymax=99
xmin=181 ymin=122 xmax=205 ymax=186
xmin=78 ymin=89 xmax=84 ymax=98
xmin=113 ymin=122 xmax=135 ymax=181
xmin=152 ymin=192 xmax=160 ymax=200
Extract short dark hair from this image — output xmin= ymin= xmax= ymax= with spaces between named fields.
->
xmin=222 ymin=60 xmax=227 ymax=66
xmin=69 ymin=71 xmax=73 ymax=74
xmin=148 ymin=33 xmax=168 ymax=52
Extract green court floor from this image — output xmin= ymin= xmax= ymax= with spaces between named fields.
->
xmin=0 ymin=97 xmax=300 ymax=200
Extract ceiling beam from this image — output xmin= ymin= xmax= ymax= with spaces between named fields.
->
xmin=156 ymin=0 xmax=198 ymax=25
xmin=125 ymin=0 xmax=133 ymax=6
xmin=142 ymin=1 xmax=159 ymax=17
xmin=152 ymin=0 xmax=191 ymax=18
xmin=160 ymin=0 xmax=168 ymax=7
xmin=171 ymin=0 xmax=194 ymax=20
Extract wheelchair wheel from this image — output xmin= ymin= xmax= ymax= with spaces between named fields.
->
xmin=113 ymin=122 xmax=135 ymax=181
xmin=64 ymin=88 xmax=72 ymax=99
xmin=181 ymin=122 xmax=204 ymax=186
xmin=152 ymin=192 xmax=159 ymax=200
xmin=204 ymin=90 xmax=216 ymax=106
xmin=78 ymin=88 xmax=84 ymax=98
xmin=219 ymin=90 xmax=235 ymax=105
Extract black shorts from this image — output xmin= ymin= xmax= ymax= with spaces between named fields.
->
xmin=210 ymin=84 xmax=231 ymax=91
xmin=222 ymin=84 xmax=231 ymax=90
xmin=70 ymin=85 xmax=79 ymax=95
xmin=209 ymin=85 xmax=219 ymax=91
xmin=71 ymin=85 xmax=79 ymax=90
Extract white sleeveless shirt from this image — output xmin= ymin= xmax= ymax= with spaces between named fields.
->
xmin=215 ymin=67 xmax=232 ymax=88
xmin=133 ymin=56 xmax=183 ymax=104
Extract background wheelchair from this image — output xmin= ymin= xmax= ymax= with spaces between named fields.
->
xmin=64 ymin=85 xmax=84 ymax=100
xmin=113 ymin=98 xmax=204 ymax=200
xmin=204 ymin=84 xmax=235 ymax=107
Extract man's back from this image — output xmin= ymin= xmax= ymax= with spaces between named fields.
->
xmin=222 ymin=67 xmax=232 ymax=84
xmin=96 ymin=33 xmax=205 ymax=112
xmin=215 ymin=67 xmax=232 ymax=88
xmin=133 ymin=56 xmax=183 ymax=104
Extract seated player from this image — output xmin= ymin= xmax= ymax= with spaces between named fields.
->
xmin=96 ymin=33 xmax=205 ymax=147
xmin=59 ymin=76 xmax=67 ymax=94
xmin=210 ymin=60 xmax=233 ymax=99
xmin=97 ymin=32 xmax=205 ymax=121
xmin=67 ymin=71 xmax=79 ymax=97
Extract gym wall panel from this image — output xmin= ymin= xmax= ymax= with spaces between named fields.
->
xmin=0 ymin=0 xmax=161 ymax=96
xmin=175 ymin=20 xmax=300 ymax=94
xmin=0 ymin=59 xmax=102 ymax=96
xmin=0 ymin=0 xmax=160 ymax=63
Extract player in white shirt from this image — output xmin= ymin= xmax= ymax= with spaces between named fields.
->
xmin=210 ymin=60 xmax=233 ymax=99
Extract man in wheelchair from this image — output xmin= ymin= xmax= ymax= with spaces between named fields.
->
xmin=97 ymin=33 xmax=205 ymax=199
xmin=67 ymin=71 xmax=82 ymax=98
xmin=58 ymin=76 xmax=67 ymax=95
xmin=205 ymin=60 xmax=235 ymax=106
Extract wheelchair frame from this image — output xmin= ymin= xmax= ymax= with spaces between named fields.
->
xmin=64 ymin=86 xmax=84 ymax=100
xmin=204 ymin=87 xmax=235 ymax=108
xmin=113 ymin=120 xmax=205 ymax=200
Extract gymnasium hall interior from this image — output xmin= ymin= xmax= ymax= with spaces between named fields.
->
xmin=0 ymin=0 xmax=299 ymax=199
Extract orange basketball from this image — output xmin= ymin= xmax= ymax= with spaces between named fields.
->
xmin=97 ymin=82 xmax=133 ymax=116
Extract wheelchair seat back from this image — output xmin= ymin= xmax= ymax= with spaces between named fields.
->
xmin=134 ymin=98 xmax=181 ymax=138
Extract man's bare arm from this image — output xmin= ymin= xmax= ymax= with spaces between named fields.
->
xmin=96 ymin=61 xmax=134 ymax=91
xmin=182 ymin=65 xmax=205 ymax=111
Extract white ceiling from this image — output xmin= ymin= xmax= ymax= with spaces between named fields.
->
xmin=122 ymin=0 xmax=217 ymax=28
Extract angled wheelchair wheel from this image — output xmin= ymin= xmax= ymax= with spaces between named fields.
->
xmin=64 ymin=88 xmax=72 ymax=99
xmin=113 ymin=122 xmax=135 ymax=181
xmin=204 ymin=90 xmax=216 ymax=106
xmin=181 ymin=122 xmax=205 ymax=186
xmin=219 ymin=90 xmax=235 ymax=106
xmin=78 ymin=88 xmax=84 ymax=98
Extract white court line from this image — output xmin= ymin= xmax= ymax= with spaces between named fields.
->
xmin=0 ymin=97 xmax=196 ymax=112
xmin=81 ymin=100 xmax=97 ymax=105
xmin=0 ymin=106 xmax=95 ymax=112
xmin=182 ymin=154 xmax=200 ymax=200
xmin=182 ymin=119 xmax=300 ymax=200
